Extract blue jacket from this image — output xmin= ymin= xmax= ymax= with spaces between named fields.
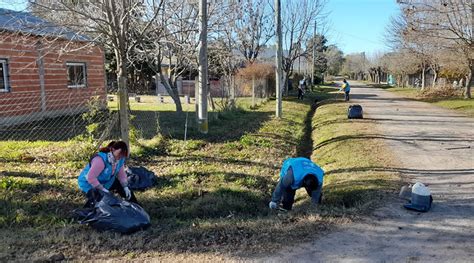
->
xmin=342 ymin=82 xmax=350 ymax=92
xmin=279 ymin=157 xmax=324 ymax=190
xmin=77 ymin=152 xmax=125 ymax=193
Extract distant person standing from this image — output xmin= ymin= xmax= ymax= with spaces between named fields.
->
xmin=298 ymin=79 xmax=306 ymax=100
xmin=342 ymin=79 xmax=351 ymax=101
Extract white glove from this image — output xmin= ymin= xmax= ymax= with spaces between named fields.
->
xmin=269 ymin=201 xmax=277 ymax=209
xmin=123 ymin=186 xmax=131 ymax=200
xmin=100 ymin=187 xmax=110 ymax=193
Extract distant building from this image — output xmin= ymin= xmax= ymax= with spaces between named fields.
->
xmin=0 ymin=8 xmax=106 ymax=126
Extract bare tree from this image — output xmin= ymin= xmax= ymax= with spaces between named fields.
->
xmin=341 ymin=52 xmax=369 ymax=80
xmin=281 ymin=0 xmax=326 ymax=94
xmin=233 ymin=0 xmax=274 ymax=64
xmin=380 ymin=51 xmax=420 ymax=87
xmin=135 ymin=0 xmax=237 ymax=113
xmin=397 ymin=0 xmax=473 ymax=98
xmin=29 ymin=0 xmax=162 ymax=145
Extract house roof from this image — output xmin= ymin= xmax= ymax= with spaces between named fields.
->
xmin=0 ymin=8 xmax=90 ymax=41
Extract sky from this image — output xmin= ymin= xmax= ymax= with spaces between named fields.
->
xmin=325 ymin=0 xmax=401 ymax=56
xmin=0 ymin=0 xmax=26 ymax=12
xmin=0 ymin=0 xmax=401 ymax=57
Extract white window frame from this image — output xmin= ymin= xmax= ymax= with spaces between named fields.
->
xmin=66 ymin=62 xmax=87 ymax=88
xmin=0 ymin=59 xmax=9 ymax=92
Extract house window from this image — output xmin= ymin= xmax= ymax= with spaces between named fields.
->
xmin=67 ymin=62 xmax=86 ymax=88
xmin=0 ymin=59 xmax=9 ymax=92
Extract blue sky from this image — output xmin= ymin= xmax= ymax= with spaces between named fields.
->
xmin=325 ymin=0 xmax=401 ymax=56
xmin=0 ymin=0 xmax=400 ymax=56
xmin=0 ymin=1 xmax=26 ymax=12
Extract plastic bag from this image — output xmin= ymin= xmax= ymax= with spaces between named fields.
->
xmin=126 ymin=166 xmax=157 ymax=191
xmin=75 ymin=192 xmax=150 ymax=234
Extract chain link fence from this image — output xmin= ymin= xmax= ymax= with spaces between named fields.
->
xmin=0 ymin=87 xmax=119 ymax=143
xmin=0 ymin=77 xmax=272 ymax=146
xmin=0 ymin=89 xmax=195 ymax=146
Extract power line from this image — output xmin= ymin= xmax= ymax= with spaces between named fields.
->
xmin=330 ymin=27 xmax=381 ymax=45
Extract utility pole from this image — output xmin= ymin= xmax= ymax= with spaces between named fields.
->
xmin=311 ymin=19 xmax=316 ymax=86
xmin=198 ymin=0 xmax=208 ymax=133
xmin=275 ymin=0 xmax=282 ymax=118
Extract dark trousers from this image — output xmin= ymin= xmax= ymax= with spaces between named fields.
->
xmin=344 ymin=91 xmax=350 ymax=101
xmin=298 ymin=89 xmax=304 ymax=100
xmin=280 ymin=184 xmax=318 ymax=210
xmin=281 ymin=186 xmax=296 ymax=210
xmin=84 ymin=178 xmax=139 ymax=208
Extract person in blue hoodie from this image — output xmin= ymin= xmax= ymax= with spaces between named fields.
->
xmin=269 ymin=157 xmax=324 ymax=211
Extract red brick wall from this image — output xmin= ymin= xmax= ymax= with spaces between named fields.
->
xmin=0 ymin=32 xmax=106 ymax=118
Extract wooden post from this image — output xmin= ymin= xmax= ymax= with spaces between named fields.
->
xmin=252 ymin=76 xmax=256 ymax=108
xmin=275 ymin=0 xmax=283 ymax=118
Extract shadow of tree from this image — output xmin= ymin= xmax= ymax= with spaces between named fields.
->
xmin=314 ymin=134 xmax=474 ymax=151
xmin=131 ymin=109 xmax=273 ymax=143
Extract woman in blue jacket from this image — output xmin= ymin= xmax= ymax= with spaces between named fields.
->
xmin=269 ymin=157 xmax=324 ymax=211
xmin=78 ymin=140 xmax=138 ymax=207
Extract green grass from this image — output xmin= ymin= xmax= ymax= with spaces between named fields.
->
xmin=0 ymin=90 xmax=401 ymax=261
xmin=431 ymin=99 xmax=474 ymax=117
xmin=311 ymin=103 xmax=401 ymax=211
xmin=371 ymin=84 xmax=474 ymax=117
xmin=108 ymin=95 xmax=269 ymax=112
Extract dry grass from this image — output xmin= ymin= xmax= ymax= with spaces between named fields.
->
xmin=0 ymin=88 xmax=401 ymax=261
xmin=371 ymin=84 xmax=474 ymax=117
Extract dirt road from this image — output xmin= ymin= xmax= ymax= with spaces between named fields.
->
xmin=258 ymin=82 xmax=474 ymax=262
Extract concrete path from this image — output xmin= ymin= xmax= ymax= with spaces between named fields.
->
xmin=259 ymin=82 xmax=474 ymax=262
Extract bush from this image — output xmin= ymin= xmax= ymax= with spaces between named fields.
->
xmin=420 ymin=85 xmax=463 ymax=99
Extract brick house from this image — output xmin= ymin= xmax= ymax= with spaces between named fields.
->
xmin=0 ymin=8 xmax=106 ymax=126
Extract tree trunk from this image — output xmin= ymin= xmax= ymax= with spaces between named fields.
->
xmin=208 ymin=88 xmax=215 ymax=111
xmin=432 ymin=68 xmax=438 ymax=88
xmin=465 ymin=60 xmax=473 ymax=99
xmin=230 ymin=75 xmax=236 ymax=108
xmin=284 ymin=71 xmax=291 ymax=96
xmin=421 ymin=63 xmax=426 ymax=91
xmin=117 ymin=61 xmax=130 ymax=148
xmin=159 ymin=73 xmax=182 ymax=112
xmin=262 ymin=78 xmax=267 ymax=98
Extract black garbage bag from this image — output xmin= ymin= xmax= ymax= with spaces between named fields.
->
xmin=348 ymin=104 xmax=363 ymax=119
xmin=126 ymin=166 xmax=157 ymax=191
xmin=75 ymin=192 xmax=150 ymax=234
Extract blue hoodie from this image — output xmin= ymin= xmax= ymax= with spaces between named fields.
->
xmin=271 ymin=157 xmax=325 ymax=204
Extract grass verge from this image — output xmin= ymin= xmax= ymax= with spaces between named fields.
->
xmin=1 ymin=88 xmax=400 ymax=261
xmin=371 ymin=84 xmax=474 ymax=117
